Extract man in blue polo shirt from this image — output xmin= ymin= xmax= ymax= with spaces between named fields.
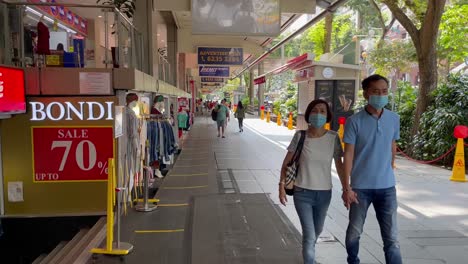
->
xmin=342 ymin=74 xmax=402 ymax=264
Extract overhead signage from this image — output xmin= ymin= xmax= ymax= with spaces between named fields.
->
xmin=198 ymin=47 xmax=243 ymax=65
xmin=0 ymin=65 xmax=26 ymax=114
xmin=201 ymin=77 xmax=224 ymax=83
xmin=201 ymin=82 xmax=221 ymax=86
xmin=32 ymin=126 xmax=114 ymax=182
xmin=294 ymin=67 xmax=314 ymax=82
xmin=27 ymin=0 xmax=88 ymax=36
xmin=192 ymin=0 xmax=280 ymax=36
xmin=30 ymin=101 xmax=114 ymax=121
xmin=199 ymin=66 xmax=230 ymax=77
xmin=254 ymin=76 xmax=266 ymax=85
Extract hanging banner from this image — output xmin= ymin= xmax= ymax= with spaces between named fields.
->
xmin=198 ymin=47 xmax=243 ymax=65
xmin=201 ymin=77 xmax=224 ymax=83
xmin=32 ymin=126 xmax=114 ymax=182
xmin=199 ymin=66 xmax=230 ymax=77
xmin=254 ymin=76 xmax=266 ymax=85
xmin=27 ymin=0 xmax=88 ymax=36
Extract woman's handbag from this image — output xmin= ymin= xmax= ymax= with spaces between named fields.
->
xmin=284 ymin=131 xmax=306 ymax=196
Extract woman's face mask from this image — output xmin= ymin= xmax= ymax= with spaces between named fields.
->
xmin=308 ymin=113 xmax=327 ymax=128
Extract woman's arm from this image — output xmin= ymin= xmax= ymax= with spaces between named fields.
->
xmin=334 ymin=157 xmax=347 ymax=191
xmin=279 ymin=151 xmax=295 ymax=206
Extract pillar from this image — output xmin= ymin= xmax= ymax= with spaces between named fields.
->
xmin=249 ymin=69 xmax=255 ymax=108
xmin=134 ymin=0 xmax=153 ymax=75
xmin=166 ymin=23 xmax=177 ymax=86
xmin=258 ymin=62 xmax=265 ymax=115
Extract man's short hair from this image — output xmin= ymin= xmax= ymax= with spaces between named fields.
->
xmin=362 ymin=74 xmax=389 ymax=90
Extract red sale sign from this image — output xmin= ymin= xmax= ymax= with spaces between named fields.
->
xmin=0 ymin=65 xmax=26 ymax=114
xmin=32 ymin=127 xmax=114 ymax=182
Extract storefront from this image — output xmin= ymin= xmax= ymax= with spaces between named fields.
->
xmin=0 ymin=66 xmax=189 ymax=217
xmin=21 ymin=1 xmax=89 ymax=68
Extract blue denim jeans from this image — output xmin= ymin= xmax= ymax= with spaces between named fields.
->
xmin=345 ymin=187 xmax=402 ymax=264
xmin=293 ymin=187 xmax=332 ymax=264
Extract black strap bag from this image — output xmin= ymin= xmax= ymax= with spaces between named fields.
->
xmin=284 ymin=130 xmax=306 ymax=196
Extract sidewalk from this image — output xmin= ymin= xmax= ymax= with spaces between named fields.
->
xmin=237 ymin=117 xmax=468 ymax=264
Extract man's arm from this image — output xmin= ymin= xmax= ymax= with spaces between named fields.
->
xmin=392 ymin=140 xmax=397 ymax=169
xmin=343 ymin=143 xmax=354 ymax=190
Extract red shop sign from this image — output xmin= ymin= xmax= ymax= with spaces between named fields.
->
xmin=254 ymin=76 xmax=266 ymax=85
xmin=0 ymin=65 xmax=26 ymax=114
xmin=32 ymin=126 xmax=114 ymax=182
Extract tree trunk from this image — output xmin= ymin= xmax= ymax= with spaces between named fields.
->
xmin=411 ymin=51 xmax=438 ymax=140
xmin=324 ymin=12 xmax=333 ymax=53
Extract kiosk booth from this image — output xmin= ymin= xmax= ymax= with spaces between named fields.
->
xmin=255 ymin=53 xmax=361 ymax=130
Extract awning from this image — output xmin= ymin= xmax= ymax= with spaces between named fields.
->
xmin=253 ymin=53 xmax=315 ymax=84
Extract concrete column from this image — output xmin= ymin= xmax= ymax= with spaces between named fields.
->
xmin=134 ymin=0 xmax=153 ymax=75
xmin=167 ymin=23 xmax=177 ymax=86
xmin=249 ymin=69 xmax=255 ymax=107
xmin=177 ymin=53 xmax=186 ymax=91
xmin=258 ymin=62 xmax=265 ymax=115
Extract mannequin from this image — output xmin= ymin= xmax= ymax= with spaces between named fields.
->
xmin=36 ymin=15 xmax=50 ymax=55
xmin=125 ymin=93 xmax=140 ymax=203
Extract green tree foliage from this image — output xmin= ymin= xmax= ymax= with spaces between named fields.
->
xmin=394 ymin=81 xmax=418 ymax=150
xmin=438 ymin=3 xmax=468 ymax=70
xmin=97 ymin=0 xmax=135 ymax=18
xmin=346 ymin=0 xmax=382 ymax=32
xmin=412 ymin=74 xmax=468 ymax=166
xmin=368 ymin=39 xmax=417 ymax=76
xmin=300 ymin=14 xmax=354 ymax=58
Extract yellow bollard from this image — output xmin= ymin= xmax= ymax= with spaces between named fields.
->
xmin=324 ymin=123 xmax=330 ymax=130
xmin=260 ymin=110 xmax=265 ymax=120
xmin=287 ymin=112 xmax=293 ymax=130
xmin=266 ymin=111 xmax=271 ymax=123
xmin=277 ymin=112 xmax=282 ymax=126
xmin=338 ymin=117 xmax=346 ymax=149
xmin=91 ymin=158 xmax=133 ymax=255
xmin=450 ymin=138 xmax=466 ymax=182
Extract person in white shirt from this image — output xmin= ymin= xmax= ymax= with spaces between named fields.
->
xmin=279 ymin=99 xmax=352 ymax=264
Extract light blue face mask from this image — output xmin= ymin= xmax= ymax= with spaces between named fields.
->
xmin=308 ymin=114 xmax=327 ymax=128
xmin=369 ymin=95 xmax=388 ymax=110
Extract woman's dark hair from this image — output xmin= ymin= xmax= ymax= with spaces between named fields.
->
xmin=304 ymin=99 xmax=332 ymax=123
xmin=56 ymin=43 xmax=64 ymax=51
xmin=237 ymin=101 xmax=243 ymax=109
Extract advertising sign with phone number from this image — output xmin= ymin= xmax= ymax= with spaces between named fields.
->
xmin=32 ymin=126 xmax=114 ymax=182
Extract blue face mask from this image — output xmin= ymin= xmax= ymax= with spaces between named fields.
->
xmin=369 ymin=95 xmax=388 ymax=110
xmin=308 ymin=114 xmax=327 ymax=128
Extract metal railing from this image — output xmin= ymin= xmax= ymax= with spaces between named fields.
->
xmin=0 ymin=0 xmax=143 ymax=71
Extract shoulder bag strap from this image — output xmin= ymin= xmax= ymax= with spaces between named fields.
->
xmin=291 ymin=130 xmax=306 ymax=163
xmin=295 ymin=131 xmax=307 ymax=161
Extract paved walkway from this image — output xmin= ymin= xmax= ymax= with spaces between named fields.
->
xmin=96 ymin=114 xmax=468 ymax=263
xmin=235 ymin=116 xmax=468 ymax=264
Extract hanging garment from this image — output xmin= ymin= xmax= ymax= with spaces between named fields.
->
xmin=36 ymin=22 xmax=51 ymax=55
xmin=177 ymin=112 xmax=188 ymax=129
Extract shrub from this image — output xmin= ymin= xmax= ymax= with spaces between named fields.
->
xmin=413 ymin=74 xmax=468 ymax=166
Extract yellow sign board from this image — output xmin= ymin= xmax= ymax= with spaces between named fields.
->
xmin=46 ymin=55 xmax=61 ymax=66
